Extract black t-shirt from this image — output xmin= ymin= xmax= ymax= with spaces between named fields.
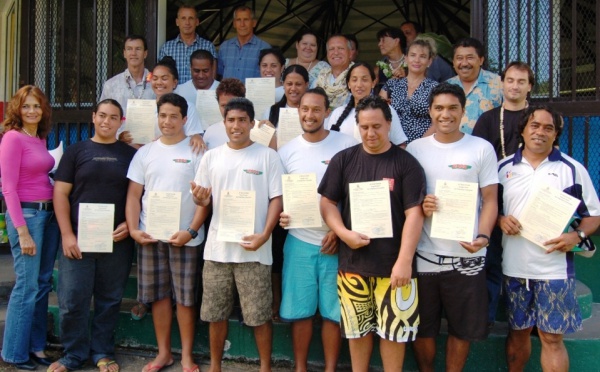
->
xmin=473 ymin=106 xmax=524 ymax=161
xmin=318 ymin=144 xmax=426 ymax=277
xmin=54 ymin=140 xmax=137 ymax=233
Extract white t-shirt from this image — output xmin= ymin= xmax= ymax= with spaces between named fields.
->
xmin=195 ymin=142 xmax=284 ymax=264
xmin=498 ymin=149 xmax=600 ymax=279
xmin=175 ymin=79 xmax=220 ymax=106
xmin=278 ymin=131 xmax=359 ymax=245
xmin=127 ymin=136 xmax=204 ymax=245
xmin=406 ymin=134 xmax=498 ymax=261
xmin=203 ymin=121 xmax=228 ymax=150
xmin=326 ymin=105 xmax=408 ymax=145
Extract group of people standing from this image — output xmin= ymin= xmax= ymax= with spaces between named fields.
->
xmin=1 ymin=4 xmax=599 ymax=372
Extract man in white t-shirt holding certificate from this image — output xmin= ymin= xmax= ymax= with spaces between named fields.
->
xmin=125 ymin=93 xmax=206 ymax=372
xmin=406 ymin=83 xmax=498 ymax=372
xmin=278 ymin=88 xmax=358 ymax=371
xmin=191 ymin=97 xmax=284 ymax=372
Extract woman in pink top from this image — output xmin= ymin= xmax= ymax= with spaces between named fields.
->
xmin=0 ymin=85 xmax=60 ymax=370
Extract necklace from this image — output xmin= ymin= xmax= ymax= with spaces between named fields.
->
xmin=126 ymin=71 xmax=147 ymax=99
xmin=388 ymin=56 xmax=406 ymax=73
xmin=499 ymin=101 xmax=528 ymax=159
xmin=22 ymin=127 xmax=37 ymax=138
xmin=295 ymin=58 xmax=314 ymax=71
xmin=499 ymin=106 xmax=507 ymax=159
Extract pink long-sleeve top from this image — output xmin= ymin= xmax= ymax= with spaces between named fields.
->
xmin=0 ymin=130 xmax=54 ymax=227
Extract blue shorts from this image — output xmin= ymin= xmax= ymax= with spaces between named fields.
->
xmin=279 ymin=234 xmax=340 ymax=322
xmin=503 ymin=276 xmax=582 ymax=334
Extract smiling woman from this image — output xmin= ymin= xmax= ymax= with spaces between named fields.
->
xmin=285 ymin=30 xmax=330 ymax=86
xmin=0 ymin=86 xmax=60 ymax=370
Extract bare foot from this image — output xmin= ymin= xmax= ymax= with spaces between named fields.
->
xmin=47 ymin=361 xmax=69 ymax=372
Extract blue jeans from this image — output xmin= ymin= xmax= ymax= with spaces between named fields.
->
xmin=58 ymin=238 xmax=134 ymax=369
xmin=2 ymin=208 xmax=59 ymax=364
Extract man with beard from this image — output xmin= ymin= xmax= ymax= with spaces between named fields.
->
xmin=278 ymin=88 xmax=358 ymax=372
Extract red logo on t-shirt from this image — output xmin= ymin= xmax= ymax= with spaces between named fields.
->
xmin=383 ymin=178 xmax=394 ymax=191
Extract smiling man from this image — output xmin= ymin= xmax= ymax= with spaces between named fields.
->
xmin=218 ymin=5 xmax=270 ymax=81
xmin=278 ymin=88 xmax=358 ymax=372
xmin=126 ymin=93 xmax=206 ymax=372
xmin=407 ymin=83 xmax=498 ymax=372
xmin=312 ymin=34 xmax=354 ymax=111
xmin=191 ymin=97 xmax=284 ymax=372
xmin=319 ymin=96 xmax=425 ymax=371
xmin=498 ymin=106 xmax=600 ymax=372
xmin=158 ymin=5 xmax=217 ymax=84
xmin=175 ymin=49 xmax=220 ymax=106
xmin=49 ymin=99 xmax=137 ymax=372
xmin=446 ymin=37 xmax=502 ymax=134
xmin=100 ymin=35 xmax=154 ymax=118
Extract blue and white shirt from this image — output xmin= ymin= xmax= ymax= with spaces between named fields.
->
xmin=158 ymin=34 xmax=217 ymax=84
xmin=499 ymin=148 xmax=600 ymax=279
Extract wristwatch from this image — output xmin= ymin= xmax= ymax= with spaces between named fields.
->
xmin=186 ymin=227 xmax=198 ymax=239
xmin=575 ymin=229 xmax=586 ymax=242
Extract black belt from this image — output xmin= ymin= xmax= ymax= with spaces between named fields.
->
xmin=20 ymin=202 xmax=53 ymax=211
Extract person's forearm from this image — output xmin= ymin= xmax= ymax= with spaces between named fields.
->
xmin=479 ymin=197 xmax=498 ymax=237
xmin=53 ymin=192 xmax=74 ymax=237
xmin=189 ymin=205 xmax=210 ymax=231
xmin=578 ymin=216 xmax=600 ymax=237
xmin=397 ymin=207 xmax=423 ymax=265
xmin=262 ymin=196 xmax=283 ymax=236
xmin=320 ymin=198 xmax=350 ymax=238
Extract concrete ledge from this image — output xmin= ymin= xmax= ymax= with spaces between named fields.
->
xmin=47 ymin=298 xmax=600 ymax=372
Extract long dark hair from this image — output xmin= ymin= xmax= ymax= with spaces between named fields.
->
xmin=331 ymin=62 xmax=375 ymax=132
xmin=268 ymin=65 xmax=309 ymax=126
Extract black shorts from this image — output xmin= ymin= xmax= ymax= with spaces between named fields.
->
xmin=416 ymin=263 xmax=488 ymax=341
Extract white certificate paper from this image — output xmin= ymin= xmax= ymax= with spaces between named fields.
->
xmin=246 ymin=77 xmax=276 ymax=120
xmin=431 ymin=180 xmax=478 ymax=242
xmin=146 ymin=191 xmax=181 ymax=241
xmin=519 ymin=183 xmax=580 ymax=250
xmin=195 ymin=90 xmax=223 ymax=130
xmin=282 ymin=173 xmax=322 ymax=229
xmin=250 ymin=120 xmax=275 ymax=147
xmin=277 ymin=108 xmax=303 ymax=149
xmin=217 ymin=190 xmax=256 ymax=243
xmin=126 ymin=99 xmax=157 ymax=144
xmin=349 ymin=180 xmax=393 ymax=238
xmin=77 ymin=203 xmax=115 ymax=253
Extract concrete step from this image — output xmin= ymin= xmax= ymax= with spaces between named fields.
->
xmin=50 ymin=266 xmax=597 ymax=321
xmin=47 ymin=294 xmax=600 ymax=371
